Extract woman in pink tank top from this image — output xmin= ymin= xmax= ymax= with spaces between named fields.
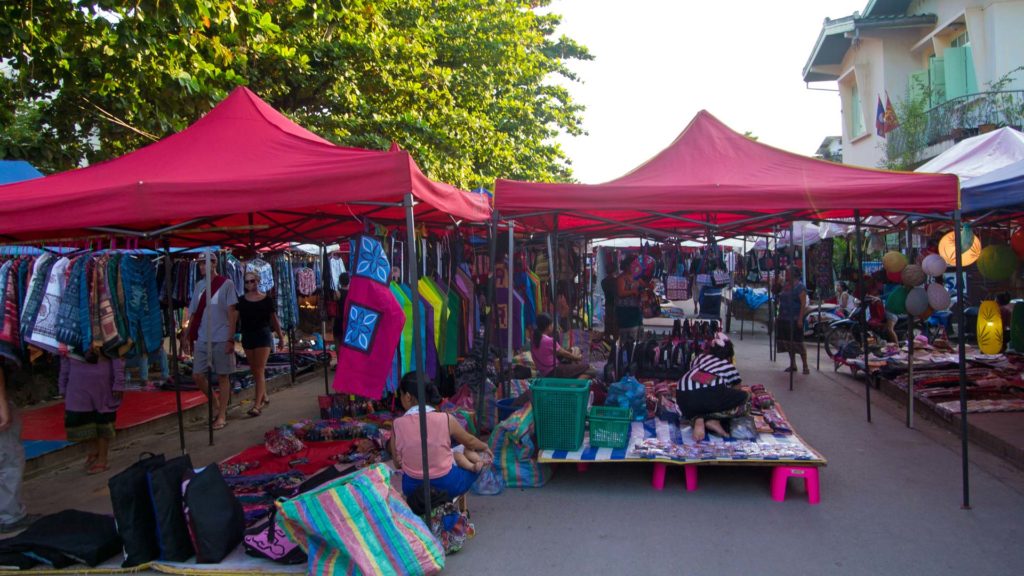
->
xmin=390 ymin=373 xmax=492 ymax=498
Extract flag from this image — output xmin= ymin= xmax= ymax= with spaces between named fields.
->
xmin=875 ymin=96 xmax=886 ymax=137
xmin=884 ymin=92 xmax=899 ymax=134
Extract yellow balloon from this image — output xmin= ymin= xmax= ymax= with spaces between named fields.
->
xmin=977 ymin=300 xmax=1003 ymax=354
xmin=939 ymin=231 xmax=981 ymax=266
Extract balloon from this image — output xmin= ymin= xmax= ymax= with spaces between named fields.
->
xmin=883 ymin=251 xmax=908 ymax=274
xmin=905 ymin=286 xmax=929 ymax=316
xmin=1012 ymin=229 xmax=1024 ymax=260
xmin=921 ymin=254 xmax=947 ymax=277
xmin=977 ymin=245 xmax=1018 ymax=281
xmin=926 ymin=283 xmax=951 ymax=311
xmin=886 ymin=270 xmax=902 ymax=283
xmin=918 ymin=306 xmax=933 ymax=321
xmin=886 ymin=286 xmax=909 ymax=314
xmin=939 ymin=231 xmax=981 ymax=266
xmin=901 ymin=264 xmax=926 ymax=287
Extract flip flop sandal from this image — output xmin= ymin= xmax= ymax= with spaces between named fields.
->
xmin=86 ymin=463 xmax=110 ymax=475
xmin=247 ymin=406 xmax=262 ymax=417
xmin=84 ymin=454 xmax=99 ymax=470
xmin=803 ymin=367 xmax=811 ymax=375
xmin=213 ymin=420 xmax=228 ymax=431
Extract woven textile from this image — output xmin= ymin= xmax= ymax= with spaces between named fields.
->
xmin=277 ymin=464 xmax=444 ymax=576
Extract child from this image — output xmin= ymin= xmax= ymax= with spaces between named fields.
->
xmin=452 ymin=443 xmax=489 ymax=473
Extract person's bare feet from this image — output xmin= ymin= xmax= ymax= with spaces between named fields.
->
xmin=692 ymin=418 xmax=706 ymax=442
xmin=473 ymin=461 xmax=486 ymax=473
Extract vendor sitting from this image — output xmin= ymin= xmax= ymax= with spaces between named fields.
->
xmin=530 ymin=313 xmax=597 ymax=379
xmin=391 ymin=373 xmax=493 ymax=499
xmin=676 ymin=333 xmax=749 ymax=442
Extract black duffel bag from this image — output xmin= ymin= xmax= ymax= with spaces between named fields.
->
xmin=108 ymin=452 xmax=165 ymax=567
xmin=182 ymin=465 xmax=244 ymax=563
xmin=146 ymin=454 xmax=195 ymax=562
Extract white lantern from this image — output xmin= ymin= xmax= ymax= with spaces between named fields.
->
xmin=922 ymin=254 xmax=947 ymax=277
xmin=926 ymin=283 xmax=951 ymax=311
xmin=905 ymin=286 xmax=930 ymax=316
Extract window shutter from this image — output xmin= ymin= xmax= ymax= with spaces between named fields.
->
xmin=944 ymin=47 xmax=970 ymax=100
xmin=909 ymin=70 xmax=929 ymax=104
xmin=929 ymin=57 xmax=946 ymax=106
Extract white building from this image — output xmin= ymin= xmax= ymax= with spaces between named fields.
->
xmin=803 ymin=0 xmax=1024 ymax=168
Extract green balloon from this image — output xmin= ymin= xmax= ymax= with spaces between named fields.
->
xmin=886 ymin=285 xmax=909 ymax=315
xmin=977 ymin=245 xmax=1018 ymax=281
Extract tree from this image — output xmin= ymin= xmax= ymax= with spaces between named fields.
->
xmin=877 ymin=89 xmax=929 ymax=171
xmin=0 ymin=0 xmax=591 ymax=188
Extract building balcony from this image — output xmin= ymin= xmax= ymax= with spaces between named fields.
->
xmin=886 ymin=90 xmax=1024 ymax=165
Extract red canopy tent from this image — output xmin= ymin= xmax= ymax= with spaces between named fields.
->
xmin=495 ymin=110 xmax=958 ymax=237
xmin=0 ymin=86 xmax=490 ymax=246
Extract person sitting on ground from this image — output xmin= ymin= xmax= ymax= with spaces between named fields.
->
xmin=390 ymin=373 xmax=493 ymax=498
xmin=675 ymin=333 xmax=748 ymax=442
xmin=530 ymin=313 xmax=596 ymax=379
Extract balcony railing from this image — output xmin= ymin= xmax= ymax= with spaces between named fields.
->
xmin=886 ymin=90 xmax=1024 ymax=164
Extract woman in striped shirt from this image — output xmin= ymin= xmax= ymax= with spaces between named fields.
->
xmin=676 ymin=334 xmax=749 ymax=441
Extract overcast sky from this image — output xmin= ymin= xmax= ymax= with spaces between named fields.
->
xmin=548 ymin=0 xmax=866 ymax=184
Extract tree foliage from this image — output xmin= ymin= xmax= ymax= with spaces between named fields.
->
xmin=0 ymin=0 xmax=591 ymax=187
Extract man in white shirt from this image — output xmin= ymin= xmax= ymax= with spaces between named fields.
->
xmin=182 ymin=254 xmax=238 ymax=430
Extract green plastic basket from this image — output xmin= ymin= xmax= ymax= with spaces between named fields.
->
xmin=531 ymin=378 xmax=590 ymax=451
xmin=588 ymin=406 xmax=632 ymax=449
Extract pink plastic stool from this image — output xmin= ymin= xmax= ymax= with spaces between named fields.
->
xmin=651 ymin=463 xmax=698 ymax=491
xmin=770 ymin=466 xmax=820 ymax=504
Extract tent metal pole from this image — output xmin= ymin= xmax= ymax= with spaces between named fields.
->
xmin=321 ymin=244 xmax=331 ymax=396
xmin=507 ymin=219 xmax=515 ymax=373
xmin=953 ymin=209 xmax=971 ymax=509
xmin=164 ymin=239 xmax=186 ymax=455
xmin=550 ymin=217 xmax=559 ymax=362
xmin=204 ymin=250 xmax=215 ymax=446
xmin=906 ymin=222 xmax=915 ymax=429
xmin=769 ymin=226 xmax=776 ymax=362
xmin=480 ymin=211 xmax=499 ymax=419
xmin=855 ymin=210 xmax=872 ymax=423
xmin=404 ymin=193 xmax=432 ymax=522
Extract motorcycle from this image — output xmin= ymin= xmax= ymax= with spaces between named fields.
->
xmin=803 ymin=303 xmax=843 ymax=340
xmin=822 ymin=300 xmax=919 ymax=361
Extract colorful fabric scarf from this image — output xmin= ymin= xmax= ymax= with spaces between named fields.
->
xmin=187 ymin=275 xmax=227 ymax=343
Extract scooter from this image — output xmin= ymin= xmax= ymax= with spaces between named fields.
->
xmin=823 ymin=300 xmax=916 ymax=360
xmin=803 ymin=303 xmax=842 ymax=339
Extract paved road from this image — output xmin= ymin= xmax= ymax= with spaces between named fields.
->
xmin=16 ymin=332 xmax=1024 ymax=575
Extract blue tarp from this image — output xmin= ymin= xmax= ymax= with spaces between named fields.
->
xmin=961 ymin=159 xmax=1024 ymax=213
xmin=0 ymin=160 xmax=43 ymax=185
xmin=733 ymin=287 xmax=770 ymax=310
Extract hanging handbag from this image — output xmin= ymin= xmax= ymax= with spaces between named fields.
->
xmin=712 ymin=269 xmax=730 ymax=286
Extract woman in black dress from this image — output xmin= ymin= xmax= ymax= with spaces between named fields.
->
xmin=236 ymin=272 xmax=283 ymax=416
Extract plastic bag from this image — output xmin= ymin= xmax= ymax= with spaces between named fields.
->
xmin=729 ymin=416 xmax=758 ymax=440
xmin=471 ymin=465 xmax=505 ymax=496
xmin=606 ymin=376 xmax=647 ymax=421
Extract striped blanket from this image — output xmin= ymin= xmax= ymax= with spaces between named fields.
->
xmin=539 ymin=417 xmax=825 ymax=465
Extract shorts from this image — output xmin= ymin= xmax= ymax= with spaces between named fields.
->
xmin=242 ymin=329 xmax=273 ymax=350
xmin=402 ymin=464 xmax=478 ymax=499
xmin=193 ymin=342 xmax=236 ymax=376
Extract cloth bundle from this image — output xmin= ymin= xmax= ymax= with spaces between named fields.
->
xmin=277 ymin=464 xmax=444 ymax=576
